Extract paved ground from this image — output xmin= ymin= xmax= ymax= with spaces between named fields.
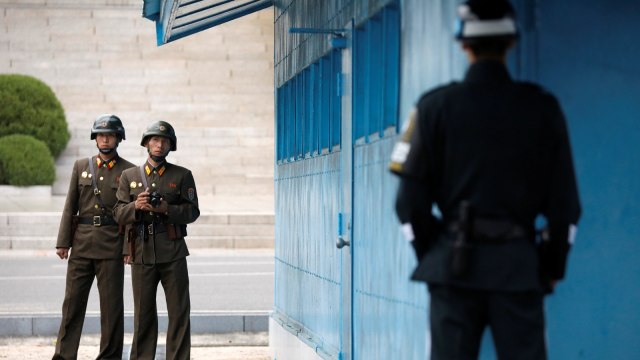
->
xmin=0 ymin=333 xmax=271 ymax=359
xmin=0 ymin=192 xmax=276 ymax=358
xmin=0 ymin=249 xmax=274 ymax=315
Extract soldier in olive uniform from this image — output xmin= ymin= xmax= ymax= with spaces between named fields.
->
xmin=53 ymin=115 xmax=135 ymax=360
xmin=390 ymin=1 xmax=581 ymax=359
xmin=113 ymin=121 xmax=199 ymax=360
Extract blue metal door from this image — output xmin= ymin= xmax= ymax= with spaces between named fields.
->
xmin=337 ymin=21 xmax=354 ymax=360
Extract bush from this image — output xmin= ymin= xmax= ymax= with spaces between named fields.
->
xmin=0 ymin=134 xmax=55 ymax=186
xmin=0 ymin=74 xmax=70 ymax=158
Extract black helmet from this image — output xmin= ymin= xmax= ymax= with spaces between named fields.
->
xmin=455 ymin=0 xmax=518 ymax=40
xmin=90 ymin=114 xmax=125 ymax=140
xmin=140 ymin=121 xmax=177 ymax=151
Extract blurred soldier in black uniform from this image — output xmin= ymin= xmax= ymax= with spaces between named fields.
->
xmin=390 ymin=1 xmax=581 ymax=359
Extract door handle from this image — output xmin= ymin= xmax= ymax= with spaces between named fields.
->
xmin=336 ymin=236 xmax=350 ymax=249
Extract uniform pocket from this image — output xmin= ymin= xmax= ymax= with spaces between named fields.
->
xmin=161 ymin=190 xmax=180 ymax=204
xmin=78 ymin=178 xmax=93 ymax=187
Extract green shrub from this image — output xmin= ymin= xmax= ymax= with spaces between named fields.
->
xmin=0 ymin=134 xmax=55 ymax=186
xmin=0 ymin=74 xmax=70 ymax=158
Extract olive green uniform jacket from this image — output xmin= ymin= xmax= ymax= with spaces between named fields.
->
xmin=56 ymin=155 xmax=135 ymax=258
xmin=54 ymin=154 xmax=134 ymax=360
xmin=113 ymin=161 xmax=200 ymax=264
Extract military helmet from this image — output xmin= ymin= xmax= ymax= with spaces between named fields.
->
xmin=90 ymin=114 xmax=125 ymax=140
xmin=140 ymin=121 xmax=177 ymax=151
xmin=455 ymin=0 xmax=518 ymax=40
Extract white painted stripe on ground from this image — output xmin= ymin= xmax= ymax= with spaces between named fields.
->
xmin=50 ymin=261 xmax=274 ymax=269
xmin=0 ymin=310 xmax=270 ymax=316
xmin=0 ymin=272 xmax=274 ymax=280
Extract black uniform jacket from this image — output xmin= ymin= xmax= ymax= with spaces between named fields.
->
xmin=113 ymin=160 xmax=200 ymax=264
xmin=390 ymin=60 xmax=581 ymax=291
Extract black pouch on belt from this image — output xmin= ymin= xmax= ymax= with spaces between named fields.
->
xmin=451 ymin=201 xmax=473 ymax=278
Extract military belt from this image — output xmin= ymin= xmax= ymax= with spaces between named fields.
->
xmin=143 ymin=222 xmax=168 ymax=235
xmin=448 ymin=218 xmax=529 ymax=243
xmin=77 ymin=215 xmax=117 ymax=227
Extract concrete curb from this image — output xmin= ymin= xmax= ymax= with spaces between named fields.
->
xmin=0 ymin=311 xmax=269 ymax=337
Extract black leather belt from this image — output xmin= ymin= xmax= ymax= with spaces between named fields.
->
xmin=77 ymin=215 xmax=117 ymax=227
xmin=142 ymin=222 xmax=167 ymax=235
xmin=448 ymin=218 xmax=530 ymax=242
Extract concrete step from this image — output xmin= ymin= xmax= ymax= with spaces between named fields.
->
xmin=0 ymin=311 xmax=268 ymax=337
xmin=0 ymin=213 xmax=274 ymax=250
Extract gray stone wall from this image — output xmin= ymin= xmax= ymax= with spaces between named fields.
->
xmin=0 ymin=0 xmax=275 ymax=200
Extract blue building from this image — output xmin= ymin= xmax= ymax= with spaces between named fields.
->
xmin=146 ymin=1 xmax=640 ymax=359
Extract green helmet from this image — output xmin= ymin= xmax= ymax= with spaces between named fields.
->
xmin=140 ymin=121 xmax=177 ymax=151
xmin=90 ymin=114 xmax=125 ymax=140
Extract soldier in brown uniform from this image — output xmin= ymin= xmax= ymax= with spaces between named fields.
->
xmin=113 ymin=121 xmax=199 ymax=359
xmin=53 ymin=114 xmax=135 ymax=360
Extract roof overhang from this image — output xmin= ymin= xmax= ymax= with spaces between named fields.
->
xmin=142 ymin=0 xmax=273 ymax=46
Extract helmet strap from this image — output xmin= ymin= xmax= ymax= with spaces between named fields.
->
xmin=96 ymin=140 xmax=118 ymax=155
xmin=147 ymin=146 xmax=169 ymax=163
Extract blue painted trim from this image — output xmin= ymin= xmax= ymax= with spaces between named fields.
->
xmin=157 ymin=0 xmax=177 ymax=45
xmin=164 ymin=1 xmax=273 ymax=45
xmin=142 ymin=0 xmax=160 ymax=21
xmin=155 ymin=20 xmax=164 ymax=47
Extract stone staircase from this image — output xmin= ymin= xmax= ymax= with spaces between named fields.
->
xmin=0 ymin=0 xmax=275 ymax=249
xmin=0 ymin=211 xmax=274 ymax=250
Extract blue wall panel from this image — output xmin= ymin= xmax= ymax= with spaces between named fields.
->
xmin=535 ymin=1 xmax=640 ymax=359
xmin=399 ymin=0 xmax=466 ymax=124
xmin=274 ymin=155 xmax=343 ymax=355
xmin=352 ymin=137 xmax=428 ymax=360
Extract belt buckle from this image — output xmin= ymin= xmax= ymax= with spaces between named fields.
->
xmin=148 ymin=224 xmax=153 ymax=235
xmin=93 ymin=216 xmax=101 ymax=227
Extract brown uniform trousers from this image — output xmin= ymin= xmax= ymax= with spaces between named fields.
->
xmin=53 ymin=155 xmax=134 ymax=360
xmin=114 ymin=161 xmax=200 ymax=360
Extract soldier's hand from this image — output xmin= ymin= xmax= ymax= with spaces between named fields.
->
xmin=123 ymin=255 xmax=131 ymax=265
xmin=135 ymin=188 xmax=151 ymax=210
xmin=56 ymin=247 xmax=69 ymax=260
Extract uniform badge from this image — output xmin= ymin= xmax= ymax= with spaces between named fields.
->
xmin=390 ymin=142 xmax=411 ymax=164
xmin=188 ymin=188 xmax=195 ymax=201
xmin=130 ymin=181 xmax=137 ymax=189
xmin=100 ymin=120 xmax=108 ymax=128
xmin=159 ymin=125 xmax=166 ymax=131
xmin=88 ymin=174 xmax=92 ymax=178
xmin=138 ymin=182 xmax=143 ymax=188
xmin=81 ymin=171 xmax=87 ymax=178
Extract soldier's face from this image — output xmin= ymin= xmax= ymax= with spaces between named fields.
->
xmin=96 ymin=132 xmax=118 ymax=149
xmin=147 ymin=136 xmax=171 ymax=156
